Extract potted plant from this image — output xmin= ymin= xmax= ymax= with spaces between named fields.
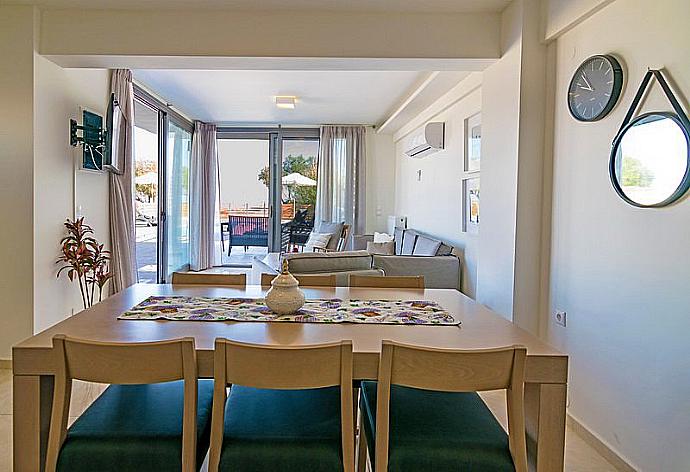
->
xmin=56 ymin=217 xmax=113 ymax=309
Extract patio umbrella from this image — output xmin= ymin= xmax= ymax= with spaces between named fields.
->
xmin=281 ymin=172 xmax=316 ymax=186
xmin=136 ymin=172 xmax=158 ymax=185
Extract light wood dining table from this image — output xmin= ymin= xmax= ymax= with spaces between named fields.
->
xmin=13 ymin=284 xmax=568 ymax=472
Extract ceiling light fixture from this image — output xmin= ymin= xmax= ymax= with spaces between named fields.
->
xmin=275 ymin=96 xmax=296 ymax=109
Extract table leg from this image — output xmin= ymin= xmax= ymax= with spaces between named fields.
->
xmin=524 ymin=383 xmax=567 ymax=472
xmin=13 ymin=375 xmax=54 ymax=472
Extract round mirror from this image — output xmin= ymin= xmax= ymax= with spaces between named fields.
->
xmin=610 ymin=112 xmax=690 ymax=207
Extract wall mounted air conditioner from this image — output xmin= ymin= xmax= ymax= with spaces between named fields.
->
xmin=405 ymin=122 xmax=445 ymax=158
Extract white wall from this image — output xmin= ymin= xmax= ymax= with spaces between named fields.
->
xmin=393 ymin=84 xmax=482 ymax=297
xmin=0 ymin=6 xmax=111 ymax=357
xmin=0 ymin=5 xmax=36 ymax=359
xmin=547 ymin=0 xmax=690 ymax=469
xmin=33 ymin=56 xmax=110 ymax=333
xmin=476 ymin=0 xmax=522 ymax=318
xmin=365 ymin=129 xmax=396 ymax=234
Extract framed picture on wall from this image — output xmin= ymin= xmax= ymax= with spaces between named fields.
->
xmin=463 ymin=177 xmax=480 ymax=234
xmin=464 ymin=114 xmax=481 ymax=173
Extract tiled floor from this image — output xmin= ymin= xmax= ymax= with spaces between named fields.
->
xmin=0 ymin=369 xmax=619 ymax=471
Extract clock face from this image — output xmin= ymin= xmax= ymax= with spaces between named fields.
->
xmin=568 ymin=55 xmax=623 ymax=122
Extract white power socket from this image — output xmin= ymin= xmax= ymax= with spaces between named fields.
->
xmin=554 ymin=310 xmax=567 ymax=327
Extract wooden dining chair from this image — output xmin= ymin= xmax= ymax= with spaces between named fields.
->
xmin=348 ymin=274 xmax=425 ymax=289
xmin=45 ymin=335 xmax=214 ymax=472
xmin=261 ymin=272 xmax=338 ymax=287
xmin=172 ymin=271 xmax=247 ymax=286
xmin=209 ymin=338 xmax=355 ymax=472
xmin=359 ymin=341 xmax=527 ymax=472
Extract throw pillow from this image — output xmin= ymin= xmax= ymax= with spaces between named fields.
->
xmin=373 ymin=232 xmax=394 ymax=243
xmin=315 ymin=221 xmax=344 ymax=250
xmin=412 ymin=235 xmax=441 ymax=256
xmin=366 ymin=241 xmax=395 ymax=255
xmin=305 ymin=232 xmax=332 ymax=252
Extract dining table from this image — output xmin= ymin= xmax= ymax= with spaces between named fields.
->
xmin=12 ymin=284 xmax=568 ymax=472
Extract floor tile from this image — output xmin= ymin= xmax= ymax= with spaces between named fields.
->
xmin=0 ymin=370 xmax=11 ymax=415
xmin=479 ymin=390 xmax=618 ymax=471
xmin=0 ymin=415 xmax=12 ymax=472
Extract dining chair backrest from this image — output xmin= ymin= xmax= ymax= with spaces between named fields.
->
xmin=172 ymin=272 xmax=246 ymax=286
xmin=45 ymin=335 xmax=199 ymax=472
xmin=374 ymin=341 xmax=528 ymax=472
xmin=260 ymin=272 xmax=337 ymax=287
xmin=348 ymin=274 xmax=425 ymax=289
xmin=209 ymin=338 xmax=355 ymax=472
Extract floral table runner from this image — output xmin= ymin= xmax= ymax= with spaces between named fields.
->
xmin=118 ymin=296 xmax=459 ymax=325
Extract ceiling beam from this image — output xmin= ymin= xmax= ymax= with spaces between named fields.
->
xmin=376 ymin=72 xmax=439 ymax=134
xmin=39 ymin=9 xmax=501 ymax=62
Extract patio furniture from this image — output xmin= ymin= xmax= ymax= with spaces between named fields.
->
xmin=313 ymin=224 xmax=350 ymax=252
xmin=228 ymin=216 xmax=269 ymax=254
xmin=286 ymin=208 xmax=314 ymax=249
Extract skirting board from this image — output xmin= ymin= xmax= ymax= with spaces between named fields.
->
xmin=567 ymin=414 xmax=637 ymax=471
xmin=0 ymin=359 xmax=11 ymax=369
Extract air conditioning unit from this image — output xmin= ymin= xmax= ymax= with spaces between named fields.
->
xmin=404 ymin=122 xmax=445 ymax=158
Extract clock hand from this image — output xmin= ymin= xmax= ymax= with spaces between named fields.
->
xmin=581 ymin=72 xmax=594 ymax=91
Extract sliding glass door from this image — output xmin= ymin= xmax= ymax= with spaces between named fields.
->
xmin=164 ymin=121 xmax=192 ymax=279
xmin=133 ymin=86 xmax=194 ymax=283
xmin=216 ymin=127 xmax=320 ymax=264
xmin=133 ymin=100 xmax=160 ymax=283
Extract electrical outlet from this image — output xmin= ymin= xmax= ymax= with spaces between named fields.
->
xmin=554 ymin=310 xmax=567 ymax=327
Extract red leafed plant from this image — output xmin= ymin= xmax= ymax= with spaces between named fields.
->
xmin=56 ymin=217 xmax=113 ymax=309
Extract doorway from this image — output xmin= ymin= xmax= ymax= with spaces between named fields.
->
xmin=133 ymin=87 xmax=194 ymax=283
xmin=216 ymin=128 xmax=320 ymax=266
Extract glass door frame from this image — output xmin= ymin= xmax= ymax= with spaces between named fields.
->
xmin=134 ymin=84 xmax=194 ymax=283
xmin=216 ymin=126 xmax=320 ymax=253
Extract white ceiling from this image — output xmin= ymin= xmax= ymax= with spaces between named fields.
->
xmin=134 ymin=69 xmax=432 ymax=126
xmin=6 ymin=0 xmax=512 ymax=13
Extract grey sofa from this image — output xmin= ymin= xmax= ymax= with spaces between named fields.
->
xmin=283 ymin=250 xmax=384 ymax=286
xmin=284 ymin=228 xmax=461 ymax=289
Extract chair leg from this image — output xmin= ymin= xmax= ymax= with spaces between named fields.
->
xmin=357 ymin=412 xmax=368 ymax=472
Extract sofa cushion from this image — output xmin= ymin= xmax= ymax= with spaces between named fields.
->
xmin=372 ymin=255 xmax=460 ymax=290
xmin=412 ymin=235 xmax=442 ymax=256
xmin=366 ymin=241 xmax=395 ymax=255
xmin=284 ymin=250 xmax=372 ymax=273
xmin=393 ymin=227 xmax=404 ymax=255
xmin=315 ymin=221 xmax=344 ymax=250
xmin=401 ymin=230 xmax=419 ymax=255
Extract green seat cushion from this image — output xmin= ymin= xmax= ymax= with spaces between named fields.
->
xmin=360 ymin=381 xmax=515 ymax=472
xmin=57 ymin=379 xmax=214 ymax=472
xmin=219 ymin=386 xmax=343 ymax=471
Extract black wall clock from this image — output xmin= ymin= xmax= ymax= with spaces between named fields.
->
xmin=568 ymin=54 xmax=623 ymax=122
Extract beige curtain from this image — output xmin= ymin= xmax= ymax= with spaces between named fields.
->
xmin=189 ymin=122 xmax=218 ymax=271
xmin=315 ymin=125 xmax=367 ymax=235
xmin=108 ymin=69 xmax=136 ymax=292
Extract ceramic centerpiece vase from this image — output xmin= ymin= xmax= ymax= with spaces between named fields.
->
xmin=264 ymin=259 xmax=305 ymax=315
